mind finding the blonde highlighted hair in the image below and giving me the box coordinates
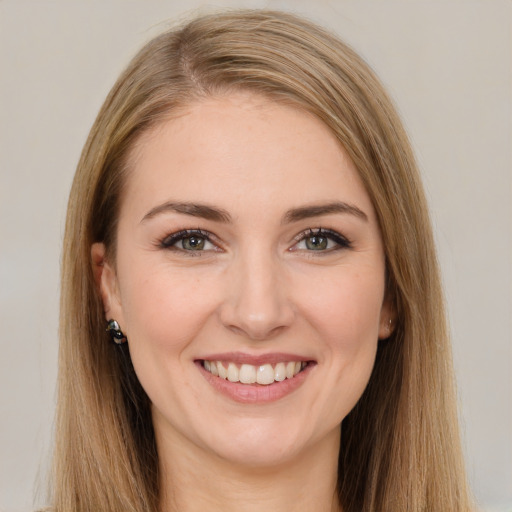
[54,9,471,511]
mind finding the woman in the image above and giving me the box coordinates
[54,9,472,512]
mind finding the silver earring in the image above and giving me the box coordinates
[106,319,127,344]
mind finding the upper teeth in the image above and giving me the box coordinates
[203,360,306,385]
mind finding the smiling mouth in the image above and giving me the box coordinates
[201,360,310,385]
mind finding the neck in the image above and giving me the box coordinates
[157,426,342,512]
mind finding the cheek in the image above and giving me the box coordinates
[117,265,222,421]
[312,275,383,407]
[299,266,385,347]
[118,262,220,356]
[303,267,383,391]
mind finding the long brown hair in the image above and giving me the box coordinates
[54,9,471,511]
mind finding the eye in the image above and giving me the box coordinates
[292,228,351,252]
[160,229,218,252]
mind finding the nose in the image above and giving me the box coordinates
[219,249,295,341]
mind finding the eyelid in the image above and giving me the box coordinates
[157,227,351,254]
[290,227,352,251]
[159,228,221,251]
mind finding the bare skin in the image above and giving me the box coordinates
[93,92,392,512]
[158,421,341,512]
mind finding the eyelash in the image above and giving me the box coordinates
[159,227,351,256]
[159,229,218,254]
[291,228,352,253]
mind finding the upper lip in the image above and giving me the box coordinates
[197,351,315,366]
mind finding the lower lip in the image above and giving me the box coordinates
[196,362,314,404]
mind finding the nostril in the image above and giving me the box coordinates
[225,322,288,341]
[218,268,295,340]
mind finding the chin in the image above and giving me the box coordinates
[196,414,322,469]
[212,435,306,469]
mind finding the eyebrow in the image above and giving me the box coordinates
[141,202,232,223]
[282,201,368,223]
[140,200,368,224]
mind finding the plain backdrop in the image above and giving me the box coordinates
[0,1,510,511]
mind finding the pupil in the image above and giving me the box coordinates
[184,236,204,250]
[306,236,327,250]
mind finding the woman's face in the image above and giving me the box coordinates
[96,92,392,468]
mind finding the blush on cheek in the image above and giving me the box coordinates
[308,286,384,344]
[121,271,200,339]
[101,94,393,474]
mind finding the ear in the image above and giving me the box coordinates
[91,243,124,323]
[378,294,396,340]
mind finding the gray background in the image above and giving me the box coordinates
[1,1,510,511]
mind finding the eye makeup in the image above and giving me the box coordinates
[156,226,352,256]
[290,227,352,253]
[159,228,220,253]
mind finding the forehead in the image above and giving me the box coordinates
[121,92,376,223]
